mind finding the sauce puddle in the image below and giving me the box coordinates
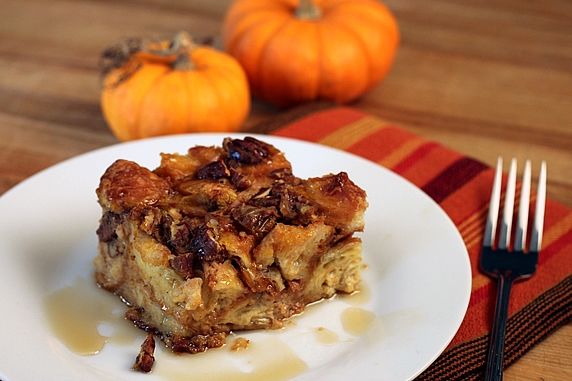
[314,327,339,344]
[340,282,371,305]
[44,277,139,355]
[158,337,307,381]
[45,278,307,380]
[341,307,376,336]
[44,278,377,381]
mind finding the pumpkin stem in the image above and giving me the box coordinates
[171,32,196,70]
[142,31,196,70]
[296,0,321,20]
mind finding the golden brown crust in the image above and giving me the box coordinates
[97,159,170,213]
[295,172,367,236]
[94,137,367,354]
[154,146,224,184]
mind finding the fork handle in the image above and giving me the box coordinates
[485,274,515,381]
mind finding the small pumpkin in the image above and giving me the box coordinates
[101,32,250,141]
[223,0,399,106]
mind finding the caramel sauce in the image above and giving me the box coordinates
[158,337,307,381]
[341,282,371,305]
[44,277,140,355]
[341,307,375,336]
[44,277,375,380]
[314,327,339,344]
[230,337,250,352]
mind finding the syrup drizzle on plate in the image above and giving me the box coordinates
[44,277,140,355]
[158,338,307,381]
[44,278,377,380]
[314,327,339,344]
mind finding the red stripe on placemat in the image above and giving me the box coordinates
[344,126,418,162]
[421,157,489,203]
[439,170,493,226]
[273,107,364,142]
[397,144,462,187]
[391,142,440,174]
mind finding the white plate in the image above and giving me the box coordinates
[0,134,471,381]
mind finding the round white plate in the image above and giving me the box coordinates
[0,133,471,381]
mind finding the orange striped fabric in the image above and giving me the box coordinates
[268,106,572,380]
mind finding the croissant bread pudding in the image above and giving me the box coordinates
[94,137,367,355]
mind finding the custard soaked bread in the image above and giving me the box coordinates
[95,137,367,353]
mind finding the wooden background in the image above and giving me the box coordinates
[0,0,570,379]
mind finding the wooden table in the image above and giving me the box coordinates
[1,0,570,379]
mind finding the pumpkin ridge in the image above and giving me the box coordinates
[207,68,247,130]
[325,10,397,84]
[208,61,245,84]
[191,48,238,76]
[225,10,287,53]
[200,70,230,131]
[134,69,172,139]
[230,15,291,95]
[314,22,323,102]
[317,20,370,102]
[227,12,290,58]
[254,18,293,98]
[324,19,373,86]
[176,71,193,135]
[316,22,328,100]
[295,21,320,102]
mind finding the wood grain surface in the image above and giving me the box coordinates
[0,0,570,379]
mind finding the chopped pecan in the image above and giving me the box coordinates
[96,212,122,242]
[321,172,352,195]
[270,167,293,180]
[195,160,230,180]
[190,225,227,262]
[229,167,252,190]
[249,187,280,208]
[232,205,278,239]
[278,188,318,225]
[231,257,277,294]
[170,253,194,278]
[133,334,155,373]
[154,213,171,246]
[223,137,270,165]
[169,222,193,254]
[167,332,227,354]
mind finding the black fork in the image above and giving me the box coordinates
[480,158,547,381]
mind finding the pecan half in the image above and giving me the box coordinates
[223,137,270,165]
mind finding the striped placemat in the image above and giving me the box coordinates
[253,106,572,380]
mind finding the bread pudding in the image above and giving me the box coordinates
[94,137,367,354]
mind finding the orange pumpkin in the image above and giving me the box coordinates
[101,32,250,141]
[223,0,399,106]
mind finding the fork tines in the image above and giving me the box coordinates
[483,158,547,253]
